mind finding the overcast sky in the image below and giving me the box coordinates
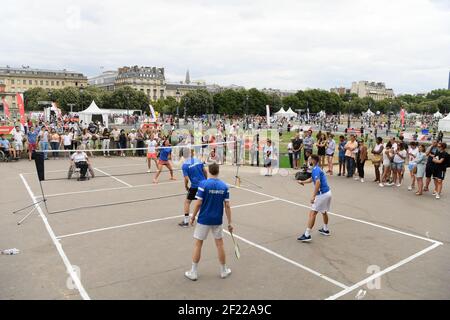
[1,0,449,94]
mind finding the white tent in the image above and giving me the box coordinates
[364,108,375,116]
[274,107,286,115]
[78,101,109,127]
[285,107,297,117]
[317,110,326,118]
[438,113,450,132]
[433,111,443,119]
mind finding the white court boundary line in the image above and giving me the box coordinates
[93,167,132,187]
[232,184,444,299]
[22,163,144,175]
[325,242,441,300]
[19,174,90,300]
[223,230,348,289]
[37,180,184,199]
[55,199,279,240]
[234,185,443,245]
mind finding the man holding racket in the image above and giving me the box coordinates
[185,163,233,281]
[179,148,208,228]
[297,154,332,242]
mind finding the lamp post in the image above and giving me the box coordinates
[347,96,352,129]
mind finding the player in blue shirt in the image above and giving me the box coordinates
[153,139,176,184]
[297,154,332,242]
[179,148,208,228]
[185,163,233,281]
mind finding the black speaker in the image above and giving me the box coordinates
[33,151,45,181]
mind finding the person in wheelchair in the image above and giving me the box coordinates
[70,147,91,181]
[0,134,16,161]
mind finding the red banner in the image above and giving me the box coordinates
[1,96,10,118]
[400,108,405,127]
[0,126,14,135]
[16,93,25,124]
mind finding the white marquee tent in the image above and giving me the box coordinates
[274,107,287,117]
[438,113,450,132]
[364,108,375,116]
[285,107,297,117]
[78,101,110,127]
[433,111,443,119]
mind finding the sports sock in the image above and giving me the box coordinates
[184,214,189,224]
[305,228,311,237]
[191,263,198,273]
[323,224,329,231]
[220,264,228,273]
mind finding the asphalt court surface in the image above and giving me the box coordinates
[2,157,449,300]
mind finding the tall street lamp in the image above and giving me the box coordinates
[347,97,352,129]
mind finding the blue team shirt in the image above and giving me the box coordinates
[338,141,346,157]
[0,139,10,150]
[182,158,206,189]
[196,178,230,225]
[27,130,38,144]
[311,165,330,194]
[159,147,172,161]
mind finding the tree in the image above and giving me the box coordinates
[23,87,51,111]
[181,89,213,116]
[213,89,246,115]
[109,86,149,111]
[282,95,302,111]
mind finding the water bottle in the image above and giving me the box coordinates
[1,248,20,255]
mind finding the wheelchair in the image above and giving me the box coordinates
[68,162,95,181]
[0,149,18,162]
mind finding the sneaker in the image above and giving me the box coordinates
[379,183,384,187]
[432,191,437,196]
[297,234,312,242]
[147,169,151,173]
[396,183,401,187]
[387,182,394,186]
[360,178,364,183]
[220,267,232,279]
[178,221,189,228]
[408,186,412,191]
[318,228,330,236]
[354,177,359,181]
[184,270,198,281]
[436,194,440,199]
[338,173,341,176]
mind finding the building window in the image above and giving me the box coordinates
[29,80,32,85]
[62,81,65,86]
[40,80,44,85]
[23,80,27,85]
[46,81,49,86]
[35,80,38,85]
[51,81,54,86]
[56,81,60,86]
[11,79,15,85]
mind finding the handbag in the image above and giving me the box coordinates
[372,153,382,164]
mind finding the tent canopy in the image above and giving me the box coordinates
[365,108,375,116]
[433,111,443,118]
[438,113,450,132]
[78,101,109,127]
[274,107,287,115]
[285,107,297,116]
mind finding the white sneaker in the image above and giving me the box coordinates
[408,186,412,191]
[396,183,401,187]
[220,267,232,279]
[432,191,437,196]
[147,169,151,173]
[379,183,384,187]
[360,178,364,183]
[184,270,198,281]
[436,194,440,199]
[354,177,359,180]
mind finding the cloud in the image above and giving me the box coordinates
[0,0,449,94]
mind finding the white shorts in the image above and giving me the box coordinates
[312,191,332,213]
[14,141,23,150]
[193,223,223,241]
